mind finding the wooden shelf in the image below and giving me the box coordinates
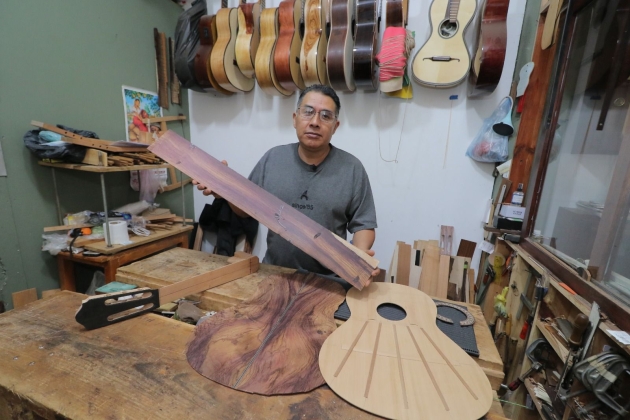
[39,161,170,172]
[535,319,570,361]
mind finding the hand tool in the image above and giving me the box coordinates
[555,312,590,398]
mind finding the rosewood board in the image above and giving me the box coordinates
[187,272,346,394]
[148,131,376,290]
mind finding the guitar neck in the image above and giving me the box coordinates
[446,0,460,22]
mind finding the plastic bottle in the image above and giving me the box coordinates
[511,183,524,205]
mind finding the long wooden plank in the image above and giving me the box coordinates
[83,224,193,255]
[38,161,169,173]
[436,255,450,299]
[396,243,411,286]
[148,131,376,290]
[418,245,440,295]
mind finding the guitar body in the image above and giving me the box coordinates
[327,0,356,91]
[274,0,306,91]
[255,8,293,96]
[195,16,234,96]
[319,282,493,419]
[235,1,263,79]
[353,0,379,90]
[468,0,509,97]
[411,0,477,88]
[211,8,256,93]
[300,0,330,86]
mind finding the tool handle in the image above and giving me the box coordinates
[507,378,522,391]
[75,288,160,330]
[570,313,589,347]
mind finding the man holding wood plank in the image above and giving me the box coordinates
[194,85,379,279]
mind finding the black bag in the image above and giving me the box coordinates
[174,0,207,92]
[23,124,99,162]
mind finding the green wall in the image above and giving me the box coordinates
[0,0,193,309]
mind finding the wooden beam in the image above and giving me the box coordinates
[148,131,377,290]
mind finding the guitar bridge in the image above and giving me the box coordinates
[423,56,461,62]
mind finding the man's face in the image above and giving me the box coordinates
[293,91,340,153]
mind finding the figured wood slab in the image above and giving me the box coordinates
[300,0,330,86]
[149,131,376,289]
[187,272,346,394]
[319,282,493,419]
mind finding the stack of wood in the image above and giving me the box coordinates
[388,225,478,303]
[141,208,191,231]
[107,152,163,167]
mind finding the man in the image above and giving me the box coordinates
[194,85,378,277]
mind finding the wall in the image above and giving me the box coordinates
[189,0,527,271]
[0,0,192,309]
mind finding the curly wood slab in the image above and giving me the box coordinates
[187,272,345,394]
[148,131,377,290]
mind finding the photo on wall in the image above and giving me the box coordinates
[122,86,163,143]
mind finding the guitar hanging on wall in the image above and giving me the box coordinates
[352,0,380,90]
[273,0,306,91]
[211,0,256,93]
[326,0,357,91]
[300,0,330,86]
[255,7,294,96]
[194,15,234,96]
[411,0,477,88]
[468,0,509,97]
[235,0,265,79]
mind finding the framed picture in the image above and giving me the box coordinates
[122,86,163,143]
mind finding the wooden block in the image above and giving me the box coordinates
[81,148,108,166]
[41,289,61,300]
[12,288,38,309]
[408,247,422,289]
[449,256,472,301]
[395,243,411,286]
[457,239,477,259]
[435,254,450,299]
[439,225,454,255]
[418,245,440,295]
[468,269,476,304]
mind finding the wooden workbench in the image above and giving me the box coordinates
[116,248,505,390]
[0,292,507,419]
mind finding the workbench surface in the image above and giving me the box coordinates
[0,292,507,419]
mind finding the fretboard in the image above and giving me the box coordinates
[446,0,460,22]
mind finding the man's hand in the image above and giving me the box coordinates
[365,249,381,279]
[352,229,379,284]
[192,160,228,198]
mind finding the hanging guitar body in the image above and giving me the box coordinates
[411,0,477,88]
[195,15,234,96]
[468,0,509,97]
[274,0,306,91]
[319,282,493,419]
[255,8,294,96]
[353,0,379,90]
[235,0,264,79]
[326,0,356,91]
[300,0,330,86]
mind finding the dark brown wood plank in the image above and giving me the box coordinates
[148,131,375,289]
[457,239,477,259]
[186,272,345,394]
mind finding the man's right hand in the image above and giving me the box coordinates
[192,160,228,198]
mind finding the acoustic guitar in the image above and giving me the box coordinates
[468,0,509,97]
[300,0,330,86]
[319,282,493,419]
[194,15,234,96]
[274,0,306,91]
[326,0,356,91]
[255,8,294,96]
[411,0,477,88]
[211,0,256,93]
[235,0,265,79]
[352,0,379,90]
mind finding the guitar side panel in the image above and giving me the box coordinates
[327,0,356,92]
[275,0,304,91]
[353,0,378,90]
[301,0,329,86]
[256,8,293,96]
[235,5,257,79]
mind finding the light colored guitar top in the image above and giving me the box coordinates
[411,0,476,88]
[300,0,330,86]
[211,7,256,93]
[255,8,293,96]
[235,1,263,79]
[319,282,493,419]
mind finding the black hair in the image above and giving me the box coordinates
[297,84,341,116]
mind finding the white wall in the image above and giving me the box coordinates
[189,0,527,272]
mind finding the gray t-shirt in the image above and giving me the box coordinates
[248,143,377,274]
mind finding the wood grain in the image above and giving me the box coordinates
[148,131,376,290]
[255,8,293,96]
[418,244,440,296]
[12,289,37,309]
[195,15,234,96]
[300,0,330,86]
[274,0,306,91]
[154,29,169,109]
[353,0,379,89]
[327,0,356,91]
[319,282,493,419]
[235,1,263,79]
[187,272,345,394]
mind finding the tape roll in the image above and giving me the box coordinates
[103,221,131,245]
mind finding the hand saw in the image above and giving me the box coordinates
[75,252,259,330]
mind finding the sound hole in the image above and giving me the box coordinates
[438,19,458,39]
[377,303,407,321]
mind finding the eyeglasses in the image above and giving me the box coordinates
[296,106,337,124]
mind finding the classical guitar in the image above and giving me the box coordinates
[300,0,330,86]
[235,0,265,79]
[468,0,509,97]
[211,0,256,93]
[352,0,380,90]
[255,8,294,96]
[326,0,356,91]
[194,15,234,96]
[411,0,477,88]
[319,282,493,419]
[274,0,306,91]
